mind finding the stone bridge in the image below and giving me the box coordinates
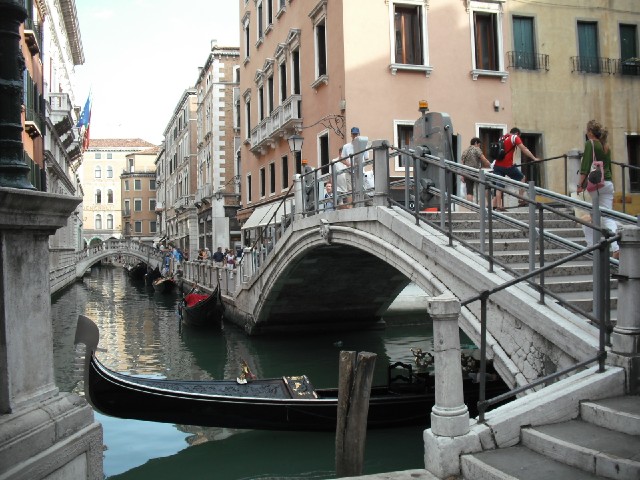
[74,240,164,277]
[223,204,601,391]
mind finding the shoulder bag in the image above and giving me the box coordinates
[586,140,605,192]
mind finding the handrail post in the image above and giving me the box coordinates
[528,181,537,272]
[592,193,603,324]
[478,294,488,423]
[610,226,640,386]
[372,140,390,207]
[439,156,446,230]
[479,169,487,257]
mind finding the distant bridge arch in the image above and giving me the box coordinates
[75,240,163,278]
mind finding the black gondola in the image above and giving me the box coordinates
[152,276,176,293]
[179,286,224,327]
[74,315,508,431]
[145,266,162,286]
[126,262,147,281]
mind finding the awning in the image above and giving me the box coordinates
[241,200,294,230]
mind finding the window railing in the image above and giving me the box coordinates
[571,56,614,74]
[506,51,549,71]
[615,58,640,76]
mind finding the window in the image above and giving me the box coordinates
[243,16,250,59]
[95,189,102,203]
[258,85,264,121]
[281,155,289,190]
[128,158,135,172]
[150,179,156,190]
[279,62,287,102]
[124,200,130,215]
[245,98,252,137]
[134,179,142,190]
[620,24,638,75]
[269,162,276,194]
[394,4,424,65]
[124,180,129,191]
[474,12,498,70]
[395,122,414,169]
[107,189,113,203]
[95,214,102,229]
[95,153,101,159]
[134,199,142,212]
[319,132,329,175]
[267,75,274,115]
[107,153,112,159]
[577,21,600,73]
[266,0,273,28]
[512,16,536,70]
[315,19,327,78]
[259,168,266,197]
[257,0,264,41]
[292,49,301,94]
[134,221,142,233]
[106,214,113,230]
[247,174,252,202]
[94,166,101,178]
[150,221,157,233]
[150,198,156,211]
[106,166,113,178]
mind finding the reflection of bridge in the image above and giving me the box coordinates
[74,239,164,277]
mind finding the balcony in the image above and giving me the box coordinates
[506,51,549,71]
[571,56,614,74]
[616,58,640,76]
[249,94,302,155]
[24,18,41,55]
[195,184,213,203]
[24,108,44,138]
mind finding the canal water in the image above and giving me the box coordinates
[51,265,442,479]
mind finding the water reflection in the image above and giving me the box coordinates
[52,265,433,478]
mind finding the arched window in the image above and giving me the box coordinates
[107,189,113,203]
[95,214,102,230]
[106,214,113,229]
[94,166,101,178]
[95,189,102,203]
[106,166,113,178]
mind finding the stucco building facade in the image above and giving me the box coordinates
[79,138,157,246]
[238,0,640,218]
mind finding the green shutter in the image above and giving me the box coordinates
[513,17,535,69]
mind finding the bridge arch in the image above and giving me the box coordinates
[75,240,163,278]
[228,206,600,390]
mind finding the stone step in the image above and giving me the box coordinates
[543,274,618,294]
[522,420,640,480]
[461,445,603,480]
[448,218,579,230]
[455,228,582,240]
[581,396,640,436]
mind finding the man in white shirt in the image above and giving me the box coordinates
[332,148,351,208]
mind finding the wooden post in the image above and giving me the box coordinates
[335,350,377,477]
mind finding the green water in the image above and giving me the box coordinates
[52,265,435,479]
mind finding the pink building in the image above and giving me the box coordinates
[238,0,515,222]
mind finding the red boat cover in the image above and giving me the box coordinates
[184,293,209,307]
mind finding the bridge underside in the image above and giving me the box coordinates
[252,245,411,334]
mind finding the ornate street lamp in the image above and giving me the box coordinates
[287,134,304,155]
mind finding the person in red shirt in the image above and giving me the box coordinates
[493,127,538,211]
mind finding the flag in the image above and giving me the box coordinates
[77,93,92,149]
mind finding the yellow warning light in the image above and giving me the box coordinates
[418,100,429,112]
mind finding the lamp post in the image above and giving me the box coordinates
[287,134,304,155]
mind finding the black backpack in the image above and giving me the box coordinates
[489,135,516,160]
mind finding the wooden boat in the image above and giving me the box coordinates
[126,262,147,281]
[179,286,224,327]
[152,276,176,293]
[74,315,508,431]
[145,266,162,286]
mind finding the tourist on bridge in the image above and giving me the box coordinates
[212,247,224,266]
[576,120,620,259]
[461,137,491,203]
[332,148,352,209]
[324,181,335,211]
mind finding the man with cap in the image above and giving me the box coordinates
[342,127,373,202]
